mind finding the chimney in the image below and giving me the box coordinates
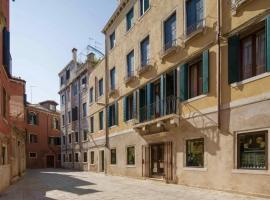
[87,52,95,63]
[72,48,77,64]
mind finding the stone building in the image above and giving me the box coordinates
[25,101,61,169]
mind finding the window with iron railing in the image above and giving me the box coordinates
[164,12,177,52]
[186,0,204,36]
[127,50,135,78]
[110,67,116,90]
[140,36,150,68]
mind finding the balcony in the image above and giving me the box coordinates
[124,71,137,85]
[137,59,154,76]
[184,18,205,41]
[231,0,251,15]
[160,39,179,59]
[109,86,118,97]
[134,96,180,133]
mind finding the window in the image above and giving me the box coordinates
[111,148,117,165]
[110,31,116,49]
[66,69,70,80]
[83,129,88,141]
[72,106,78,121]
[98,78,103,96]
[81,76,87,85]
[63,154,66,162]
[124,93,136,121]
[90,151,94,164]
[1,146,7,165]
[99,111,104,130]
[75,132,79,143]
[48,137,61,146]
[52,118,59,130]
[29,152,37,158]
[68,134,72,143]
[186,0,204,35]
[126,7,134,31]
[83,103,87,117]
[127,146,135,165]
[67,88,70,102]
[57,154,61,161]
[140,0,150,16]
[28,112,38,125]
[108,102,118,127]
[63,136,66,145]
[90,116,94,133]
[2,88,7,119]
[140,36,150,67]
[189,59,203,98]
[29,134,38,144]
[237,131,267,170]
[62,115,65,126]
[61,94,65,105]
[69,153,72,162]
[164,12,176,51]
[83,152,87,162]
[186,138,204,167]
[110,67,116,91]
[89,87,94,103]
[49,104,56,111]
[75,153,79,162]
[60,76,64,85]
[68,111,71,123]
[127,50,134,77]
[72,82,77,96]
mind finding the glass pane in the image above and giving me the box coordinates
[256,30,266,75]
[127,146,135,165]
[239,132,267,170]
[242,37,253,80]
[186,138,204,167]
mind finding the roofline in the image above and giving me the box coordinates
[102,0,128,34]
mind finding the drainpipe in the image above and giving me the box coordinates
[217,0,222,129]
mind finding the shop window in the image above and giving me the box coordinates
[186,138,204,167]
[111,148,117,165]
[83,152,87,163]
[90,151,95,164]
[127,146,135,165]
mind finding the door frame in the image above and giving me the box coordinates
[46,154,55,168]
[150,143,165,179]
[98,150,105,173]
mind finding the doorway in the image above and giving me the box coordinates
[99,150,105,172]
[46,155,55,168]
[150,143,165,178]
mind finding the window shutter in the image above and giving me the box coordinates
[133,91,137,119]
[179,64,188,101]
[123,96,127,122]
[266,15,270,72]
[146,83,153,120]
[144,0,149,11]
[115,102,118,125]
[160,74,165,116]
[202,49,209,94]
[228,35,240,84]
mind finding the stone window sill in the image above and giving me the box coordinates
[231,72,270,88]
[183,167,207,172]
[182,94,207,104]
[232,169,270,175]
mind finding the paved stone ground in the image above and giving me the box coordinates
[0,169,269,200]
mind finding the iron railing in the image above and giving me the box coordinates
[163,39,177,52]
[124,70,135,82]
[139,96,178,123]
[186,18,204,36]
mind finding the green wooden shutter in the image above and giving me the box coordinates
[146,83,153,120]
[160,74,166,116]
[123,97,127,122]
[133,91,137,119]
[115,102,118,125]
[202,49,209,94]
[266,15,270,72]
[180,64,188,101]
[228,35,240,84]
[107,106,111,127]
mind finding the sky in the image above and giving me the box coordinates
[10,0,118,105]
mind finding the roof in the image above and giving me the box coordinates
[27,102,60,114]
[39,100,58,106]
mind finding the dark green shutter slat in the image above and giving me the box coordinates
[180,64,188,101]
[266,15,270,72]
[228,35,240,84]
[146,83,153,120]
[107,106,111,127]
[123,97,127,122]
[115,102,118,125]
[202,49,209,94]
[133,91,137,119]
[160,75,166,116]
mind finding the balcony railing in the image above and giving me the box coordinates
[137,58,153,75]
[186,18,205,37]
[139,96,178,123]
[124,70,136,84]
[160,39,178,58]
[231,0,250,13]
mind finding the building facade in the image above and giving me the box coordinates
[25,101,61,169]
[0,0,27,192]
[60,0,270,197]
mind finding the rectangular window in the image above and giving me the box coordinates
[98,78,104,96]
[241,29,266,80]
[126,7,134,31]
[83,103,87,117]
[127,50,134,77]
[186,0,204,35]
[140,36,150,67]
[89,87,93,103]
[75,153,79,162]
[125,94,135,121]
[63,136,66,145]
[108,103,118,127]
[81,76,87,85]
[83,129,88,141]
[67,88,70,102]
[164,12,176,51]
[29,152,37,158]
[72,82,77,96]
[188,59,203,98]
[83,152,87,162]
[61,94,65,105]
[28,112,38,125]
[62,115,65,126]
[111,148,117,165]
[60,76,64,85]
[68,134,72,143]
[66,69,70,80]
[48,137,61,146]
[72,106,78,121]
[140,0,150,16]
[68,111,71,123]
[238,131,267,170]
[186,138,204,167]
[110,67,116,90]
[52,118,59,129]
[110,31,116,49]
[29,134,38,144]
[99,111,104,130]
[69,153,72,162]
[90,116,94,133]
[90,151,94,164]
[127,146,135,165]
[75,132,79,143]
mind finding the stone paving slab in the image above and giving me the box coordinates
[0,169,269,200]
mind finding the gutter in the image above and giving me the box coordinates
[217,0,222,129]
